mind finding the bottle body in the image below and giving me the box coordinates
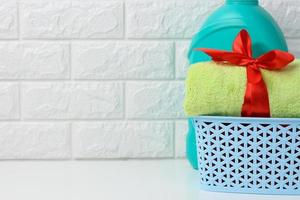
[187,2,288,169]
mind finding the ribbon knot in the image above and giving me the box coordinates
[248,59,258,65]
[196,29,295,117]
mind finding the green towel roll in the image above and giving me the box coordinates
[184,59,300,118]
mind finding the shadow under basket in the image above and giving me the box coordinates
[193,116,300,195]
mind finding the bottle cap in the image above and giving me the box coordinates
[226,0,259,5]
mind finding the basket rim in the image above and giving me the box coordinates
[193,116,300,123]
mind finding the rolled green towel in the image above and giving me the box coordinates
[184,59,300,118]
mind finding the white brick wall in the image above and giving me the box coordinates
[0,0,297,160]
[20,2,124,39]
[72,42,174,79]
[0,42,69,79]
[73,121,173,158]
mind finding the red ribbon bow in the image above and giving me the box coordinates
[196,29,295,117]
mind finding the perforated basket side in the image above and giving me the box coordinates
[194,116,300,195]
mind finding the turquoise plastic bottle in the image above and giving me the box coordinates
[187,0,288,169]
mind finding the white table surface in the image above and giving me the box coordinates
[0,160,299,200]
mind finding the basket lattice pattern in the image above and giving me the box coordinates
[194,117,300,193]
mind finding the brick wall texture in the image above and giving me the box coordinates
[0,0,298,159]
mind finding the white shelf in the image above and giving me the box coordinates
[0,160,298,200]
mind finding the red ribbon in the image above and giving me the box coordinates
[196,29,295,117]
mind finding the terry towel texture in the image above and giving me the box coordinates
[184,59,300,118]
